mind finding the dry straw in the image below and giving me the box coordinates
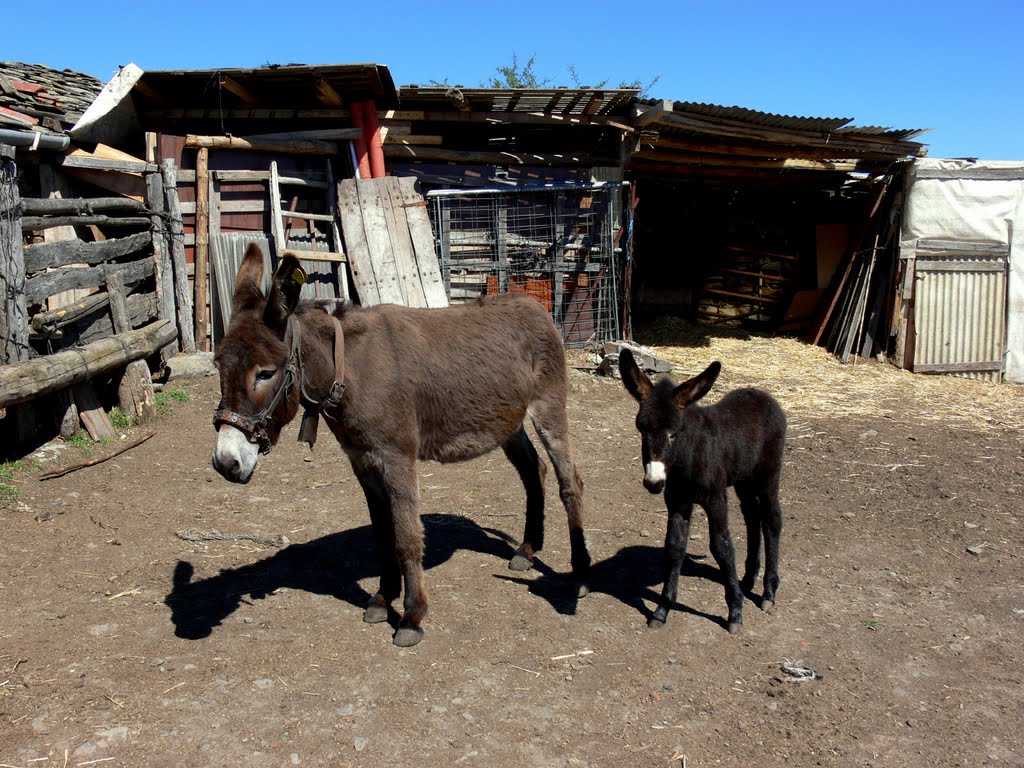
[635,318,1024,432]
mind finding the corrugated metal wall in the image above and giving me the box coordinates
[912,240,1008,381]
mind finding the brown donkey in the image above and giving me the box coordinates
[211,244,590,646]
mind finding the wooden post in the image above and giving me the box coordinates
[145,170,178,361]
[161,159,196,353]
[105,270,156,424]
[194,147,210,351]
[0,159,29,365]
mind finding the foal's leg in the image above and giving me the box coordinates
[706,490,744,634]
[502,425,547,572]
[528,405,590,596]
[352,458,400,625]
[735,482,763,595]
[760,484,783,613]
[650,490,693,629]
[386,457,429,647]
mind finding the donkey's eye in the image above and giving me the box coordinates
[254,368,277,383]
[667,433,677,444]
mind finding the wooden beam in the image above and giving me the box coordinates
[106,270,157,423]
[60,155,156,173]
[633,100,674,126]
[0,320,176,410]
[220,75,260,106]
[22,214,151,230]
[382,145,619,166]
[24,231,151,272]
[314,75,344,107]
[160,159,196,353]
[195,148,210,351]
[21,197,147,215]
[25,257,154,304]
[183,134,340,155]
[1,160,29,365]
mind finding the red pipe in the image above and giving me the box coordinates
[363,99,386,178]
[350,101,371,179]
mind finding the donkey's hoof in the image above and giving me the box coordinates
[727,621,742,635]
[393,627,424,647]
[647,617,666,629]
[363,604,389,624]
[575,581,590,598]
[761,599,775,614]
[508,554,534,572]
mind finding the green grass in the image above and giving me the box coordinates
[66,432,92,451]
[109,406,132,429]
[155,388,192,415]
[0,460,22,504]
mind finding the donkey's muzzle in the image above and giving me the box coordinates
[643,477,665,495]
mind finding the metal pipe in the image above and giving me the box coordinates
[0,129,70,151]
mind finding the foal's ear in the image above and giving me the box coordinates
[620,349,653,402]
[673,361,722,407]
[263,254,307,333]
[232,242,267,312]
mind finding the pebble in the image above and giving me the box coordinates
[353,737,368,752]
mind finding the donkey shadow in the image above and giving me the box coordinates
[502,545,731,631]
[166,514,521,640]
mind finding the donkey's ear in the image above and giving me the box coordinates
[620,349,653,402]
[232,242,267,312]
[263,254,307,333]
[673,361,722,407]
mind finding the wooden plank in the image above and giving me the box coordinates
[195,148,210,351]
[180,199,269,215]
[74,382,118,441]
[22,215,151,230]
[914,260,1007,272]
[396,176,447,307]
[381,178,426,307]
[1,160,29,365]
[60,155,156,173]
[184,134,340,155]
[282,210,335,223]
[269,161,286,258]
[0,320,176,410]
[383,144,618,166]
[337,178,381,305]
[31,291,157,337]
[325,157,349,301]
[220,76,260,106]
[105,270,156,423]
[58,166,146,200]
[358,178,405,304]
[145,171,178,360]
[25,257,154,304]
[913,360,1004,373]
[280,248,347,263]
[161,159,196,353]
[243,128,361,142]
[20,197,147,215]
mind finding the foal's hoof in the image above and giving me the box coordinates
[508,554,534,572]
[363,604,389,624]
[727,621,742,635]
[393,627,424,647]
[647,617,666,629]
[761,599,775,614]
[575,581,590,599]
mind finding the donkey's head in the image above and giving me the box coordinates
[212,244,307,483]
[619,349,721,494]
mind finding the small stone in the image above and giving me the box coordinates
[253,678,274,689]
[963,522,979,529]
[336,704,354,716]
[353,737,368,752]
[663,682,675,691]
[966,546,985,556]
[639,529,651,538]
[290,753,301,764]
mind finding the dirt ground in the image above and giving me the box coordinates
[2,334,1023,768]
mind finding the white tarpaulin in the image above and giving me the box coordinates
[901,158,1024,382]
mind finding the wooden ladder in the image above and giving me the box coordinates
[268,159,349,300]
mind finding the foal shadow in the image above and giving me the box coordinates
[500,545,731,631]
[165,514,518,640]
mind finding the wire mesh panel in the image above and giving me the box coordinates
[428,184,624,347]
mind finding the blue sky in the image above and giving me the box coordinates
[7,0,1023,159]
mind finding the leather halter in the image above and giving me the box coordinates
[213,313,346,454]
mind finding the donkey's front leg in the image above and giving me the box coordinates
[706,491,744,634]
[352,460,401,625]
[388,460,428,647]
[650,498,693,628]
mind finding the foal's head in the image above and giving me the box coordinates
[619,349,721,494]
[212,244,307,483]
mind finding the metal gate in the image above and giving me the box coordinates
[913,239,1008,381]
[428,183,626,348]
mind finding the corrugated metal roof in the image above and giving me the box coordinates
[651,99,854,133]
[399,86,638,117]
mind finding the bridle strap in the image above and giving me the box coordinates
[215,312,346,452]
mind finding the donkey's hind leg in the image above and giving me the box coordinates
[528,404,591,597]
[760,486,783,613]
[735,481,763,595]
[502,425,547,572]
